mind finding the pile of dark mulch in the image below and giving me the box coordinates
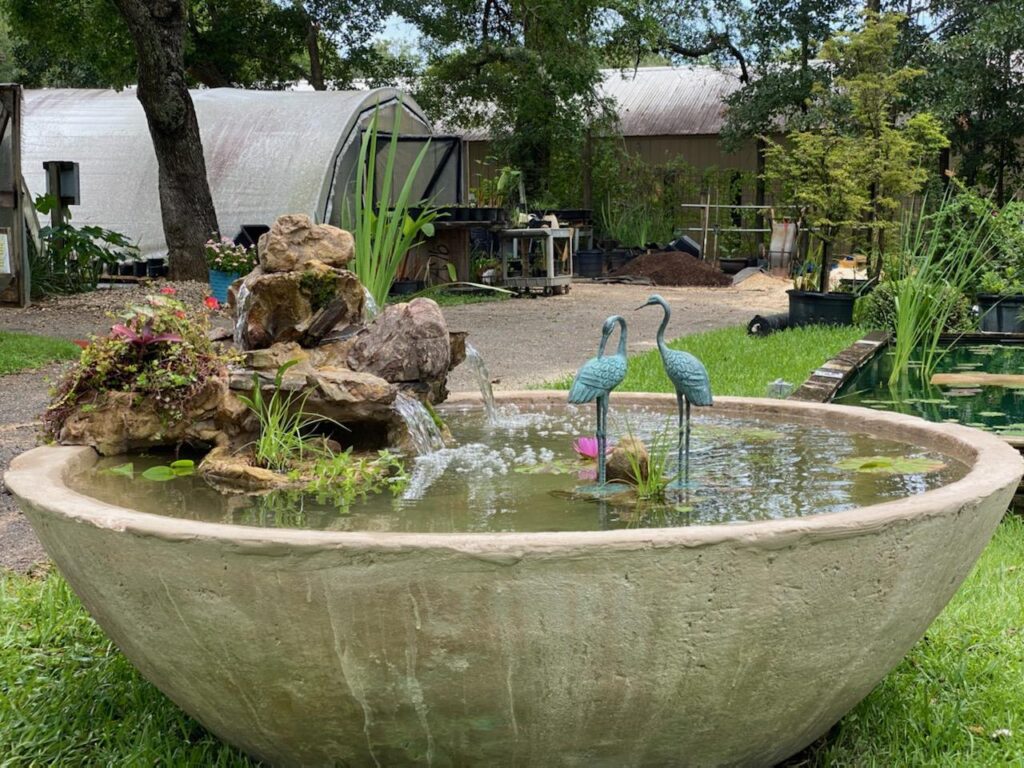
[608,251,732,287]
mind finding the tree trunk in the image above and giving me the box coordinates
[111,0,218,281]
[306,18,325,90]
[581,130,593,209]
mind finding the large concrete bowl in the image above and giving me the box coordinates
[8,394,1023,767]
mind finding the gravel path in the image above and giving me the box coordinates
[0,278,788,572]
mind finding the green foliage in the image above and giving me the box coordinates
[0,571,255,765]
[0,0,397,90]
[43,294,225,438]
[347,106,439,308]
[887,191,995,386]
[0,331,80,375]
[236,360,333,472]
[409,0,614,197]
[763,14,949,279]
[32,218,139,298]
[302,449,408,506]
[925,0,1024,203]
[615,429,678,501]
[298,270,338,312]
[469,163,522,209]
[856,280,974,334]
[549,324,864,397]
[835,455,946,474]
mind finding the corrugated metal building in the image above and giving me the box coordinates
[461,66,759,196]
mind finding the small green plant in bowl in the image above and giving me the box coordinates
[236,360,339,472]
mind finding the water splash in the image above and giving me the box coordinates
[233,281,252,348]
[394,392,446,455]
[465,343,498,423]
[362,286,380,322]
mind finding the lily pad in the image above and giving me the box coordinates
[141,465,177,482]
[836,455,946,475]
[977,411,1006,418]
[170,459,195,477]
[105,462,134,478]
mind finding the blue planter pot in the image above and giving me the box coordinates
[209,269,240,303]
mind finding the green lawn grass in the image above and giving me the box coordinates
[0,331,81,375]
[3,518,1022,764]
[549,324,865,396]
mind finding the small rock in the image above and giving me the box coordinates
[607,437,650,484]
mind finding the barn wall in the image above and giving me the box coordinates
[463,134,759,204]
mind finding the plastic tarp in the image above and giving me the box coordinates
[21,88,433,257]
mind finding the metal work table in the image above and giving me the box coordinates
[499,227,574,295]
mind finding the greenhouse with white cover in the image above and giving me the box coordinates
[20,87,460,258]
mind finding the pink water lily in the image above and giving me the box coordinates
[573,436,613,459]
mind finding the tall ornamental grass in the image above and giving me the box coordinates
[349,105,438,308]
[888,193,996,386]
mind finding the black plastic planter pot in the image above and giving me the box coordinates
[132,261,148,278]
[117,262,135,276]
[719,258,747,275]
[606,249,632,273]
[977,294,1024,333]
[390,279,425,296]
[146,257,165,278]
[577,249,604,278]
[787,290,856,327]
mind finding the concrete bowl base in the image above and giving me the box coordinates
[7,394,1023,767]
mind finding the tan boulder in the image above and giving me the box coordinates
[347,298,451,386]
[257,214,354,273]
[235,267,364,350]
[56,375,231,456]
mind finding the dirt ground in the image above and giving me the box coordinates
[0,278,789,572]
[608,250,733,287]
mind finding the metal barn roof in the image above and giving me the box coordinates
[457,66,742,141]
[22,88,432,257]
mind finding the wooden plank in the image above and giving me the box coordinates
[930,372,1024,387]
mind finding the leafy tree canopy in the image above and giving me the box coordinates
[0,0,399,89]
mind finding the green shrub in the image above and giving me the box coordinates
[856,280,975,334]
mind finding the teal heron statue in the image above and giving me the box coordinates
[568,315,628,485]
[636,294,712,485]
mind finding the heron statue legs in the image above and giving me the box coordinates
[596,395,609,485]
[673,393,692,489]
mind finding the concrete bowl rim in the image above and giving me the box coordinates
[8,392,1023,555]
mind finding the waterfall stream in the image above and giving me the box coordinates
[465,343,498,424]
[393,392,446,455]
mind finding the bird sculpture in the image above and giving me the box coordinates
[636,294,712,486]
[568,315,628,486]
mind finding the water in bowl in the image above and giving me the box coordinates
[71,403,966,533]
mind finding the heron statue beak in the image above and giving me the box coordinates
[634,299,655,311]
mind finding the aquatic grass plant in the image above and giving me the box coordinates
[548,325,864,397]
[887,192,997,387]
[348,104,439,308]
[613,427,679,501]
[0,331,80,374]
[236,360,338,471]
